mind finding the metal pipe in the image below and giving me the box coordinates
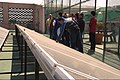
[35,59,39,80]
[103,0,108,62]
[79,0,81,13]
[56,0,57,16]
[24,41,27,80]
[20,35,23,72]
[69,0,71,14]
[95,0,97,12]
[118,26,120,59]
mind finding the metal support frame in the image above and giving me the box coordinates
[15,26,20,60]
[51,0,53,13]
[24,40,27,80]
[103,0,108,62]
[56,0,57,16]
[118,26,120,59]
[69,0,71,14]
[0,58,20,60]
[79,0,81,13]
[35,59,39,80]
[95,0,97,12]
[61,0,63,10]
[20,35,24,72]
[0,27,22,74]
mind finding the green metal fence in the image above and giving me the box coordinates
[44,0,120,69]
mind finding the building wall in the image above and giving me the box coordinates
[0,2,45,33]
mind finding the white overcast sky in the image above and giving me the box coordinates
[0,0,44,5]
[0,0,119,7]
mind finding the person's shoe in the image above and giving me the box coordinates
[88,49,94,52]
[91,49,95,52]
[88,49,95,54]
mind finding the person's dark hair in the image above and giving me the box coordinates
[112,23,115,26]
[91,11,96,16]
[75,13,79,19]
[58,12,63,17]
[80,13,84,17]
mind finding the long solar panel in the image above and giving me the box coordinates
[16,24,120,80]
[0,27,9,51]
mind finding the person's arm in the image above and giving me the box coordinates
[56,22,66,42]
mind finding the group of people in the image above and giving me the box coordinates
[46,11,97,53]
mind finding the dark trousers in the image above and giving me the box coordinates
[76,31,83,53]
[70,30,78,49]
[62,30,70,47]
[89,32,96,51]
[70,30,83,53]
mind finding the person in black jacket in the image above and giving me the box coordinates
[74,13,85,53]
[78,13,85,53]
[79,13,85,35]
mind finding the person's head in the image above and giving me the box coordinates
[75,13,79,19]
[57,18,64,25]
[112,23,115,26]
[63,12,68,18]
[58,12,63,17]
[64,12,67,15]
[49,14,53,19]
[80,13,84,19]
[91,11,96,16]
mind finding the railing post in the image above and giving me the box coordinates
[24,41,27,80]
[35,59,39,80]
[15,26,23,73]
[20,35,23,73]
[118,26,120,59]
[103,0,108,62]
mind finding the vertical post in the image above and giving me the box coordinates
[61,0,63,11]
[69,0,71,15]
[35,59,39,80]
[3,3,9,29]
[47,0,50,15]
[24,41,27,80]
[20,35,23,72]
[95,0,97,12]
[33,5,36,31]
[15,26,18,41]
[56,0,57,16]
[15,26,23,73]
[15,26,19,51]
[79,0,81,13]
[51,0,53,13]
[44,0,45,8]
[103,0,108,62]
[118,26,120,59]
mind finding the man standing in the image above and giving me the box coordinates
[74,13,84,53]
[89,11,97,52]
[46,14,53,34]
